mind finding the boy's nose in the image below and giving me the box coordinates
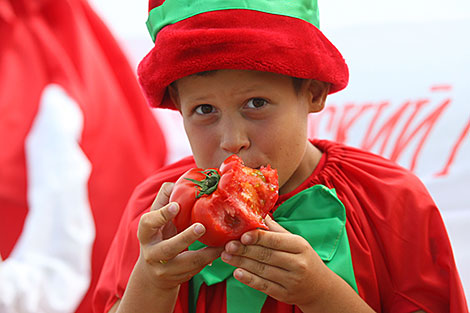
[219,121,250,154]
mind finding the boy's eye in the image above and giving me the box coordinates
[246,98,268,109]
[195,104,214,114]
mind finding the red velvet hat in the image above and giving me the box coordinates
[138,0,349,109]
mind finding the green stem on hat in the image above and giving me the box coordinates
[146,0,320,42]
[185,169,220,198]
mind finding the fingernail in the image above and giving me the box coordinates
[226,242,239,254]
[221,252,232,261]
[194,223,205,235]
[168,203,179,214]
[234,269,243,280]
[241,233,252,244]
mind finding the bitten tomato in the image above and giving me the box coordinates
[169,155,279,246]
[169,167,219,232]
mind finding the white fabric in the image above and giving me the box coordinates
[0,85,95,313]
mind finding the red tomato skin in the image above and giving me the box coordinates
[257,165,279,212]
[169,155,279,247]
[169,168,206,232]
[192,194,268,246]
[193,155,279,246]
[219,154,240,174]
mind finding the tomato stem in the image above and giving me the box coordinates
[185,169,220,199]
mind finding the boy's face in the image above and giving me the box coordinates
[170,70,325,194]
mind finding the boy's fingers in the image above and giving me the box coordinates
[138,202,179,244]
[233,268,286,300]
[173,246,224,274]
[155,247,223,284]
[223,241,293,269]
[150,182,175,211]
[265,215,289,233]
[241,230,304,254]
[154,223,206,261]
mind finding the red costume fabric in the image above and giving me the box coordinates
[0,0,167,311]
[93,140,468,312]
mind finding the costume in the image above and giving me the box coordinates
[0,0,167,312]
[93,139,468,312]
[138,0,348,109]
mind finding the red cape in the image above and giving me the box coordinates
[0,0,167,311]
[94,140,468,312]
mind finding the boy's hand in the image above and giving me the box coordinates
[136,182,223,291]
[221,215,332,309]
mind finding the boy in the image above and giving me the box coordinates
[93,0,468,312]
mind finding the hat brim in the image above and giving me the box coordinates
[138,9,349,109]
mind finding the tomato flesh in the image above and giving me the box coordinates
[170,155,279,246]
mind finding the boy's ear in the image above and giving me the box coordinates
[167,84,181,111]
[306,80,330,113]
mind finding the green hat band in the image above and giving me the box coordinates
[146,0,320,42]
